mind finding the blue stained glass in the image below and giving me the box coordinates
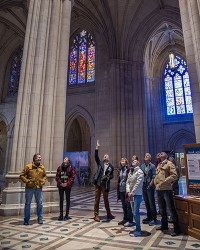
[164,55,193,116]
[165,75,173,90]
[177,65,185,74]
[175,88,183,97]
[9,47,23,95]
[187,105,193,113]
[184,87,191,96]
[68,30,95,86]
[167,106,176,115]
[185,96,192,105]
[166,98,175,106]
[177,105,186,114]
[166,90,174,98]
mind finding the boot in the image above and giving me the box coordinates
[94,215,100,222]
[58,215,63,221]
[107,214,115,220]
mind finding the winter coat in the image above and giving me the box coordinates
[92,149,114,192]
[56,164,75,188]
[154,159,177,191]
[20,162,47,189]
[126,166,144,196]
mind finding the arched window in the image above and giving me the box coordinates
[8,47,23,95]
[68,30,95,85]
[164,55,193,116]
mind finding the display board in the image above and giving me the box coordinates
[64,151,90,186]
[184,144,200,195]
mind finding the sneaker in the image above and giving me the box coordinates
[130,231,142,237]
[107,214,115,220]
[142,217,151,224]
[24,221,29,225]
[38,219,43,224]
[124,221,136,227]
[118,220,127,225]
[148,219,157,226]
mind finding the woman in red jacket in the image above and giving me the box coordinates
[56,157,75,220]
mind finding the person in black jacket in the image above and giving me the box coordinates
[93,140,115,222]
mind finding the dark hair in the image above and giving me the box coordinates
[132,155,139,161]
[33,153,40,161]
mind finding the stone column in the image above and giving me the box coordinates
[109,59,148,169]
[179,0,200,142]
[0,0,72,215]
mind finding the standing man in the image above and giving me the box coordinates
[93,140,115,222]
[140,153,157,226]
[154,152,181,236]
[20,154,47,225]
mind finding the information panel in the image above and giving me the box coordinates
[184,144,200,195]
[64,151,90,186]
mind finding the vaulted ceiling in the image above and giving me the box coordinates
[72,0,181,61]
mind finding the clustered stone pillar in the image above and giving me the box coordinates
[0,0,72,216]
[179,0,200,142]
[109,59,148,170]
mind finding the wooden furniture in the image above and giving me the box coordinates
[174,195,200,240]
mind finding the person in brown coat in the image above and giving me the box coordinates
[154,152,181,236]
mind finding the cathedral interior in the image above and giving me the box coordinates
[0,0,200,249]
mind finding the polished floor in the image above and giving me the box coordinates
[0,184,200,250]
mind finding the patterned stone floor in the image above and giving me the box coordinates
[1,186,200,250]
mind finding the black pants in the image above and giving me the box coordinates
[143,185,157,220]
[119,191,133,222]
[157,190,180,233]
[58,186,71,216]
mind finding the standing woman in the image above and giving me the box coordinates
[126,159,144,237]
[56,157,75,220]
[117,158,134,226]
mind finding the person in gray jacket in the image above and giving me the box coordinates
[140,153,157,226]
[93,140,115,222]
[126,159,144,237]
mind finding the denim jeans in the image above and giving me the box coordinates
[24,187,43,222]
[142,185,157,220]
[157,190,180,232]
[132,195,142,232]
[119,191,133,222]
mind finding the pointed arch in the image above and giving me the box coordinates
[167,129,195,152]
[65,105,95,140]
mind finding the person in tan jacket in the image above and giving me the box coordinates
[154,152,180,236]
[20,154,47,225]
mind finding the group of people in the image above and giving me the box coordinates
[19,144,181,238]
[92,142,181,237]
[20,154,75,225]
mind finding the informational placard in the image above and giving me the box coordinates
[64,151,90,186]
[184,144,200,195]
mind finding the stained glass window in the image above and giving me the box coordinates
[9,47,23,95]
[68,30,95,85]
[164,56,193,116]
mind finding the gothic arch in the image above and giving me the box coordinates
[127,6,182,61]
[65,105,95,138]
[64,106,95,177]
[167,129,196,152]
